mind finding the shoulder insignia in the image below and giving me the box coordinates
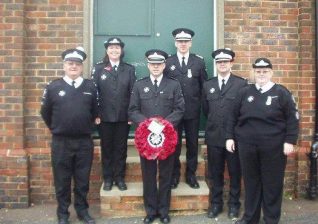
[96,60,104,65]
[195,54,204,59]
[136,76,148,82]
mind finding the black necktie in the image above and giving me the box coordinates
[72,80,76,88]
[259,88,262,93]
[154,79,158,91]
[113,65,117,71]
[221,79,225,91]
[181,56,187,73]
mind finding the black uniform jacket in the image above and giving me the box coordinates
[226,84,299,145]
[40,78,98,136]
[128,76,185,128]
[202,74,247,147]
[91,61,136,122]
[165,54,208,119]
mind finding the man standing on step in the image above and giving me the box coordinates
[165,28,208,189]
[128,49,185,224]
[202,48,247,220]
[41,47,98,224]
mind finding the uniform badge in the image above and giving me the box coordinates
[144,87,149,93]
[147,132,165,148]
[266,96,272,105]
[209,88,215,94]
[101,74,107,80]
[187,69,192,78]
[58,90,66,97]
[295,111,299,120]
[247,96,254,102]
[170,65,176,71]
[160,91,164,94]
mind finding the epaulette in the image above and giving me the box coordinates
[123,62,134,68]
[195,54,204,59]
[136,76,148,82]
[167,76,178,81]
[95,60,104,65]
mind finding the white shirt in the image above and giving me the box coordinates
[63,76,83,88]
[110,60,120,70]
[255,81,275,93]
[218,74,230,90]
[177,52,189,66]
[150,74,163,86]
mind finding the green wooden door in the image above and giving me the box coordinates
[94,0,214,77]
[93,0,214,135]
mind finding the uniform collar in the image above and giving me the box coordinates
[150,74,163,86]
[110,60,120,68]
[63,75,83,88]
[218,73,231,88]
[177,52,190,65]
[255,81,275,93]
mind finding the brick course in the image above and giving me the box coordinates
[0,0,316,208]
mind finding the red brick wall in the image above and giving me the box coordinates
[0,1,29,208]
[0,0,316,208]
[224,0,315,196]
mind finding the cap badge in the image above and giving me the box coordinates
[109,38,120,44]
[144,87,149,93]
[170,65,176,71]
[58,90,66,97]
[187,69,192,78]
[247,96,254,102]
[101,74,107,80]
[255,60,269,67]
[209,88,215,94]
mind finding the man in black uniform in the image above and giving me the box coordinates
[41,47,98,224]
[202,48,247,219]
[165,28,208,189]
[226,58,299,224]
[91,37,136,191]
[128,49,185,224]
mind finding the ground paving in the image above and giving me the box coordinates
[1,198,318,224]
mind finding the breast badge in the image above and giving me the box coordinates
[187,69,192,78]
[209,88,215,94]
[266,96,272,105]
[101,74,107,80]
[58,90,66,97]
[170,65,176,71]
[247,96,254,102]
[144,87,149,93]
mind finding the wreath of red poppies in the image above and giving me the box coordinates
[135,117,178,160]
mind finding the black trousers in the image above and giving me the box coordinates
[207,145,241,209]
[140,154,174,217]
[99,121,130,182]
[51,135,94,219]
[238,141,287,224]
[173,118,200,179]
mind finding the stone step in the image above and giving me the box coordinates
[100,181,209,217]
[125,155,206,182]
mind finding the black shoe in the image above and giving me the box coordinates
[143,215,156,224]
[115,180,127,191]
[57,218,69,224]
[78,213,95,224]
[235,219,249,224]
[186,176,200,189]
[207,206,223,218]
[103,180,113,191]
[170,177,179,189]
[228,207,239,219]
[160,215,170,223]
